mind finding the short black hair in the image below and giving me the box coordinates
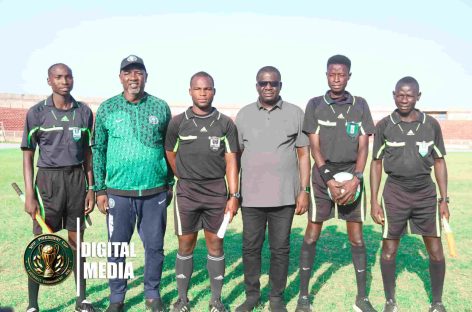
[395,76,420,92]
[190,71,214,87]
[327,55,351,71]
[48,63,72,77]
[256,66,281,81]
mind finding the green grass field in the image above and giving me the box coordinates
[0,149,470,311]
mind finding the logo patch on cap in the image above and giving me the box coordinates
[127,55,138,62]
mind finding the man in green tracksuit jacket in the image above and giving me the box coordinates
[93,55,173,312]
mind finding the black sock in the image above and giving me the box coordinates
[351,245,367,298]
[207,253,225,301]
[380,258,396,301]
[299,240,316,297]
[28,277,40,309]
[429,258,445,303]
[176,253,193,302]
[73,250,86,303]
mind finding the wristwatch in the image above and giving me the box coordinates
[353,172,363,181]
[301,186,311,194]
[438,197,449,203]
[230,192,241,199]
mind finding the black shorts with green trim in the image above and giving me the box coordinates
[381,179,440,239]
[307,163,366,223]
[34,165,86,235]
[173,178,227,235]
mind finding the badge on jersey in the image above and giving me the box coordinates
[418,141,428,157]
[345,121,360,138]
[209,136,221,151]
[71,127,81,142]
[149,115,159,125]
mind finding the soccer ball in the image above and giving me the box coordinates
[327,172,361,205]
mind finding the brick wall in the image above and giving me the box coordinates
[1,93,471,148]
[0,107,28,131]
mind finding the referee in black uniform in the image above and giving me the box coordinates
[165,72,239,312]
[21,63,96,312]
[296,55,376,312]
[371,76,449,312]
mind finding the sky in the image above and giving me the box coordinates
[0,0,471,110]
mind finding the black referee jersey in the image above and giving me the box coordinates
[165,107,239,180]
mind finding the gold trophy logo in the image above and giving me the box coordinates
[24,234,74,285]
[39,244,59,278]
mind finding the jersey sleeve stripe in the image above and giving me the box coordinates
[433,145,443,158]
[375,143,386,159]
[27,126,40,148]
[173,138,180,152]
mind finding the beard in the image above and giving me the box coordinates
[127,85,142,95]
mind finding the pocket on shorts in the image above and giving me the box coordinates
[36,171,54,199]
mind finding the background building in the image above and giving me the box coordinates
[1,92,471,151]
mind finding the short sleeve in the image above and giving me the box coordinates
[295,107,309,147]
[372,119,388,160]
[360,98,375,135]
[165,115,181,152]
[302,99,318,134]
[224,118,240,153]
[20,108,40,150]
[235,111,245,150]
[431,119,446,158]
[85,105,94,146]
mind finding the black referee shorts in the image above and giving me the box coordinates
[34,165,86,235]
[308,164,366,223]
[381,180,440,239]
[174,178,227,235]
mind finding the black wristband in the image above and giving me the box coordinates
[438,197,449,203]
[319,165,334,184]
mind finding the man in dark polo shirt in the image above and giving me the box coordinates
[371,76,449,312]
[296,55,376,312]
[165,71,239,312]
[21,63,96,312]
[93,55,173,312]
[235,66,310,312]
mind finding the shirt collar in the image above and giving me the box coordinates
[323,91,354,105]
[256,97,283,110]
[390,109,426,124]
[45,94,79,108]
[184,106,218,119]
[120,92,149,104]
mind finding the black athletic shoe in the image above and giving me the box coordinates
[382,299,398,312]
[234,297,259,312]
[75,300,97,312]
[172,298,190,312]
[429,302,447,312]
[269,299,288,312]
[106,302,125,312]
[295,296,312,312]
[146,298,164,312]
[26,308,39,312]
[353,296,377,312]
[209,298,228,312]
